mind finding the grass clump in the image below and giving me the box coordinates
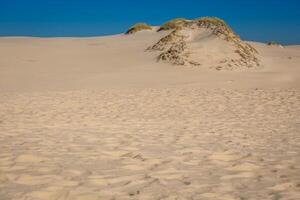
[126,23,152,34]
[158,18,188,32]
[267,41,280,46]
[195,17,234,33]
[194,17,239,41]
[195,17,227,26]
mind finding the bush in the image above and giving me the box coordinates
[125,23,152,34]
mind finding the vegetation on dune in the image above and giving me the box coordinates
[147,30,186,51]
[267,41,280,46]
[148,16,260,69]
[157,17,239,41]
[157,18,188,32]
[194,17,229,28]
[158,41,187,65]
[125,23,152,34]
[194,17,239,41]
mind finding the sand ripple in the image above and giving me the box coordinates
[0,89,300,199]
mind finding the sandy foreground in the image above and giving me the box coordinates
[0,32,300,199]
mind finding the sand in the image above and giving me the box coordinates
[0,32,300,199]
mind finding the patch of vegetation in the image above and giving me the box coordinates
[195,17,228,27]
[125,23,152,34]
[194,17,240,41]
[148,16,260,68]
[267,41,280,46]
[157,18,188,32]
[158,41,187,65]
[147,30,185,51]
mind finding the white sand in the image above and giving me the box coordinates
[0,32,300,199]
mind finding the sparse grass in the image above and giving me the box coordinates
[194,17,240,41]
[195,17,234,33]
[267,41,280,46]
[125,23,152,34]
[157,18,188,31]
[195,17,227,26]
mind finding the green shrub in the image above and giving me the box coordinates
[126,23,152,34]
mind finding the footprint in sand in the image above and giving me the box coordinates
[0,157,14,167]
[269,182,297,192]
[88,177,108,186]
[200,193,218,198]
[123,164,147,171]
[25,191,58,200]
[208,151,241,166]
[26,188,70,200]
[221,172,256,180]
[0,175,9,185]
[15,154,47,163]
[209,152,240,162]
[64,169,83,177]
[13,174,60,186]
[56,180,79,187]
[225,162,260,171]
[70,193,101,200]
[150,168,184,180]
[9,165,28,171]
[103,150,129,158]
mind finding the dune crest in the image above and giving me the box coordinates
[146,17,260,70]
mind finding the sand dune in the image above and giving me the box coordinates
[0,24,300,199]
[147,17,259,70]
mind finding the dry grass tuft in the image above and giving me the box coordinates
[267,41,280,46]
[194,17,240,41]
[126,23,152,34]
[157,18,188,32]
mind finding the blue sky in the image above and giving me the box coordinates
[1,0,300,44]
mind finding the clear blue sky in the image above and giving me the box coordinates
[1,0,300,44]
